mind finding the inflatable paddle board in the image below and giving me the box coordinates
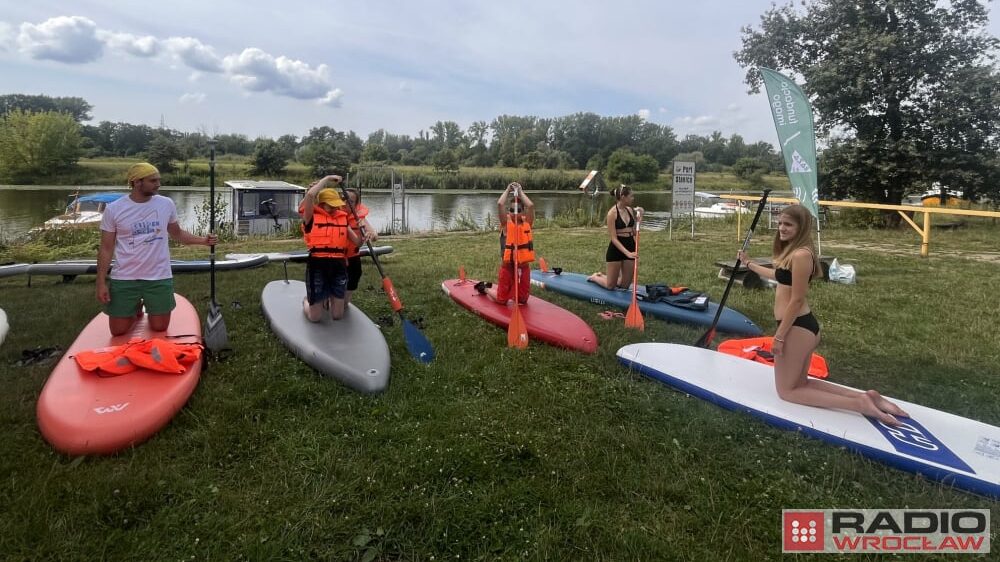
[0,307,8,347]
[225,245,394,263]
[617,342,1000,498]
[0,263,29,278]
[531,270,762,336]
[442,278,598,354]
[36,295,203,455]
[28,255,269,280]
[261,280,390,394]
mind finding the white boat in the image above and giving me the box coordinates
[693,192,743,218]
[39,192,125,229]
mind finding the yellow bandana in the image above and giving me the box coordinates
[126,163,160,185]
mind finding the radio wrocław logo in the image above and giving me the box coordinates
[782,509,990,554]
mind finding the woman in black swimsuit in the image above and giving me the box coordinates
[739,204,908,426]
[588,185,643,289]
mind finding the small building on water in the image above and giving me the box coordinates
[225,180,305,236]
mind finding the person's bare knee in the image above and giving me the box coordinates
[148,313,171,332]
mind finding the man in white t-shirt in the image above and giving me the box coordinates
[96,163,217,335]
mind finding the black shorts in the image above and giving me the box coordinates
[347,255,363,291]
[605,236,636,262]
[777,311,821,336]
[305,257,347,304]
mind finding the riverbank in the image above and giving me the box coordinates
[1,222,997,559]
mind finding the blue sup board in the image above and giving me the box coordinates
[531,270,762,335]
[617,343,1000,498]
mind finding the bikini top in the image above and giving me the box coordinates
[775,267,792,286]
[614,206,635,230]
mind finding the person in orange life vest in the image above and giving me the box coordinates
[588,184,644,290]
[343,188,377,306]
[96,162,217,336]
[300,175,361,322]
[738,204,908,426]
[485,182,535,305]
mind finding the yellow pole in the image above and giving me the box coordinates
[921,211,931,258]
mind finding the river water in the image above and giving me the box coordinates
[0,186,683,239]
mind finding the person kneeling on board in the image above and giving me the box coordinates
[738,204,908,426]
[480,182,535,305]
[96,163,217,336]
[300,175,362,322]
[343,187,377,307]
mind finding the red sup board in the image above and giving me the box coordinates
[442,278,598,353]
[37,295,203,455]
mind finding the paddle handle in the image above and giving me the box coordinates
[697,189,771,347]
[208,139,217,305]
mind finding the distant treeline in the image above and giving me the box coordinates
[0,93,783,188]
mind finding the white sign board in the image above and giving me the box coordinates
[672,161,696,216]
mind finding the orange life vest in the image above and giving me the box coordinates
[346,202,370,258]
[74,338,203,377]
[502,215,535,264]
[300,203,350,259]
[717,336,829,378]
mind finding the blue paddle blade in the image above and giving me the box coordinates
[402,317,435,363]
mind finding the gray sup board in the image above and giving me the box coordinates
[261,279,390,394]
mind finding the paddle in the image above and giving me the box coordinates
[338,184,435,363]
[203,139,229,354]
[507,187,529,349]
[624,213,644,331]
[694,189,772,348]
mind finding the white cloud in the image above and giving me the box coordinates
[0,22,14,52]
[637,109,651,120]
[398,81,412,92]
[223,48,340,104]
[17,16,104,63]
[179,92,206,104]
[164,36,223,73]
[100,31,159,57]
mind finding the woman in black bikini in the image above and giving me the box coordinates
[739,204,908,426]
[588,185,643,290]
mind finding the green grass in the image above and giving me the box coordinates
[1,221,998,560]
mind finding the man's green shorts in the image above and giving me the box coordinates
[106,279,176,317]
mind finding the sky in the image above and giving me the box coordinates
[1,0,998,146]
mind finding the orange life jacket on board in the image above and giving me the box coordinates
[300,203,350,259]
[502,215,535,265]
[74,338,203,377]
[346,202,370,258]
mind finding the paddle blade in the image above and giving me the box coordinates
[203,302,229,352]
[401,315,435,363]
[624,301,644,331]
[694,327,716,349]
[459,265,466,283]
[507,303,529,349]
[539,257,549,272]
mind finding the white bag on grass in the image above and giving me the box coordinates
[827,258,856,284]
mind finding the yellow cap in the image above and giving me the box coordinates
[126,162,160,185]
[317,188,345,207]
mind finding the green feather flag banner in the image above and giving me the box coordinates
[760,67,820,220]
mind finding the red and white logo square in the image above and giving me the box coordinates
[783,511,824,552]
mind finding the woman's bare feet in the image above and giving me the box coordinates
[866,390,909,418]
[858,392,901,426]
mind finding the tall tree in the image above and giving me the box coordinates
[0,109,82,182]
[250,138,288,176]
[736,0,1000,206]
[0,94,93,122]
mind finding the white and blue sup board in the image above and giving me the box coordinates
[617,343,1000,498]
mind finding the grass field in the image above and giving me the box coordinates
[1,220,998,560]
